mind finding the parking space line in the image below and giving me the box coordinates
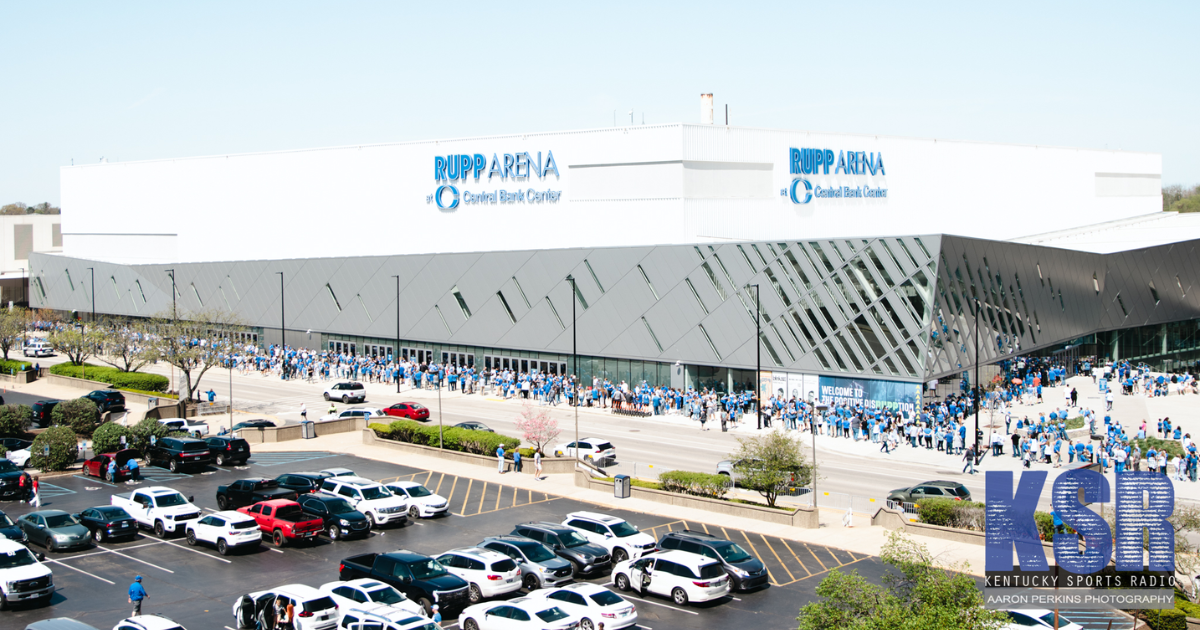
[467,496,560,517]
[434,472,446,495]
[815,545,841,567]
[790,556,868,583]
[76,475,116,487]
[495,485,503,511]
[424,470,434,486]
[478,482,487,515]
[700,523,710,534]
[803,543,828,571]
[620,592,699,615]
[99,545,175,573]
[759,534,796,583]
[47,559,116,584]
[737,530,778,587]
[158,538,232,564]
[779,539,813,576]
[511,486,518,508]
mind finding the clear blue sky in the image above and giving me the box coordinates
[2,1,1195,205]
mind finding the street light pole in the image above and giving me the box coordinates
[393,275,400,394]
[567,275,578,465]
[276,272,285,352]
[974,298,981,462]
[753,284,761,430]
[166,269,176,394]
[86,267,94,322]
[814,400,828,512]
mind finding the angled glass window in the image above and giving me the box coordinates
[451,285,471,319]
[711,253,736,290]
[766,243,780,259]
[869,306,899,349]
[545,296,565,330]
[637,265,658,300]
[808,242,837,272]
[584,259,605,294]
[854,258,885,299]
[763,267,792,307]
[434,304,452,334]
[783,251,813,291]
[836,332,866,371]
[766,326,790,365]
[813,346,833,371]
[225,275,240,299]
[897,239,921,268]
[698,324,722,360]
[511,276,532,308]
[790,309,817,346]
[1178,275,1186,298]
[357,294,374,322]
[795,244,824,279]
[879,240,907,276]
[694,246,706,262]
[111,276,120,299]
[780,313,806,351]
[641,317,664,353]
[830,272,861,314]
[191,283,204,307]
[852,314,886,362]
[135,280,147,303]
[736,245,757,273]
[701,262,726,301]
[684,278,709,315]
[751,244,771,268]
[571,279,589,310]
[496,291,517,324]
[824,340,848,371]
[913,237,932,261]
[846,264,875,305]
[1149,281,1160,305]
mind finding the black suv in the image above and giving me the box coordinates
[30,399,60,427]
[657,530,768,591]
[146,436,212,472]
[512,522,612,576]
[0,459,30,500]
[298,492,371,540]
[205,436,251,466]
[274,472,331,495]
[83,390,126,413]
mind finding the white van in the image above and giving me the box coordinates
[22,340,52,358]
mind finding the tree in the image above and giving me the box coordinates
[0,306,26,361]
[797,531,1007,630]
[97,321,157,372]
[51,398,101,437]
[29,426,79,472]
[92,421,133,455]
[147,308,245,402]
[130,417,177,457]
[48,324,107,365]
[730,430,813,507]
[514,401,560,453]
[0,404,32,436]
[0,203,27,216]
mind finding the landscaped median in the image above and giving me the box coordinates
[871,497,1072,546]
[364,422,576,475]
[48,363,169,392]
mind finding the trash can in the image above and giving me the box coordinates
[301,420,316,439]
[614,474,631,499]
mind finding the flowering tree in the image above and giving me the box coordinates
[515,402,560,453]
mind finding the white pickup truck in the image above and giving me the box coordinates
[112,486,203,538]
[0,537,53,610]
[160,418,210,437]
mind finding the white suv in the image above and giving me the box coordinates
[552,438,615,464]
[233,584,339,630]
[337,606,437,630]
[561,511,656,563]
[526,583,638,630]
[612,550,729,606]
[383,481,448,519]
[435,547,522,604]
[185,510,261,555]
[320,478,408,528]
[324,382,367,403]
[318,579,425,618]
[459,597,577,630]
[111,616,187,630]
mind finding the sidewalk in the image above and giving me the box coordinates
[251,430,991,576]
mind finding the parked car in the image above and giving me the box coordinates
[338,551,471,614]
[458,597,577,630]
[324,382,366,403]
[1000,609,1084,630]
[453,421,492,433]
[561,511,657,564]
[232,584,338,630]
[887,480,972,507]
[217,478,298,510]
[0,460,30,500]
[145,436,212,473]
[22,340,53,358]
[435,547,522,603]
[0,537,54,609]
[205,436,251,466]
[612,549,729,606]
[185,510,261,555]
[0,438,31,453]
[2,440,32,468]
[715,457,801,487]
[657,530,767,591]
[18,510,91,552]
[298,492,371,540]
[232,420,275,431]
[317,578,425,618]
[383,403,429,421]
[109,616,187,630]
[480,536,574,591]
[74,506,138,543]
[319,477,408,528]
[111,487,202,538]
[82,449,138,482]
[334,606,435,630]
[552,438,615,465]
[160,418,209,437]
[0,509,26,543]
[319,468,358,478]
[382,482,448,519]
[511,522,611,577]
[25,619,99,630]
[274,472,331,495]
[30,400,60,428]
[237,499,324,547]
[319,408,384,423]
[82,390,125,414]
[526,583,638,630]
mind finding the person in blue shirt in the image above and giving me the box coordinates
[125,457,140,480]
[128,575,148,616]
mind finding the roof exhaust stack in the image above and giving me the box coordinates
[700,93,713,124]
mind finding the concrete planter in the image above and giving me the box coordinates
[362,428,575,475]
[0,369,36,384]
[575,470,819,528]
[237,417,367,444]
[871,506,1061,551]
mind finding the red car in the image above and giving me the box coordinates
[237,499,324,547]
[82,449,138,482]
[384,402,430,421]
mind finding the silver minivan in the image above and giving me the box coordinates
[480,535,574,591]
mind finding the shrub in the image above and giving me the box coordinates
[1065,416,1085,430]
[48,363,168,393]
[0,359,31,374]
[130,417,175,457]
[29,426,78,471]
[659,470,732,499]
[1133,437,1186,459]
[52,398,101,437]
[376,420,519,456]
[0,404,32,436]
[93,421,134,455]
[917,498,987,530]
[916,498,957,527]
[1140,608,1187,630]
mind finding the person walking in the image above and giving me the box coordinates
[496,445,506,474]
[129,575,148,616]
[534,449,543,480]
[431,605,442,625]
[513,449,522,473]
[962,444,976,474]
[300,403,307,422]
[29,475,40,508]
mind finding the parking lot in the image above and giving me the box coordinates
[0,451,885,630]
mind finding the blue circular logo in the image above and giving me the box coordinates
[790,178,813,204]
[435,185,460,211]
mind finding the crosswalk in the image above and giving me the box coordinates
[1058,609,1134,629]
[37,482,75,499]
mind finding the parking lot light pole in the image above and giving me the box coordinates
[276,272,285,351]
[566,274,578,465]
[753,284,761,429]
[813,401,828,511]
[393,275,400,394]
[166,269,176,393]
[974,297,981,462]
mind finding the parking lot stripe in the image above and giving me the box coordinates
[700,523,710,534]
[737,530,777,586]
[779,539,813,576]
[434,472,446,495]
[494,483,503,511]
[47,559,115,584]
[99,545,175,574]
[158,538,232,564]
[76,475,115,487]
[759,534,795,582]
[620,592,699,615]
[802,543,828,571]
[478,481,488,515]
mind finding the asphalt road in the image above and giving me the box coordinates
[0,451,888,630]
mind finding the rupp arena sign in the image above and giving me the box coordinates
[984,469,1176,609]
